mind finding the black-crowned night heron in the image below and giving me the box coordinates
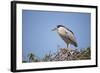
[52,25,78,48]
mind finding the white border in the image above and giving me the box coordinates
[16,3,96,70]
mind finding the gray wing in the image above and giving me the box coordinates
[66,31,78,47]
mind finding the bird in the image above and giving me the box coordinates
[52,25,78,48]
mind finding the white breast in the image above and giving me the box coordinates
[57,27,67,36]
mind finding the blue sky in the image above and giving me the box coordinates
[22,10,91,61]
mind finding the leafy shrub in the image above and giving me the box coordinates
[23,47,91,63]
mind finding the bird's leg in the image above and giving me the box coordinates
[69,44,70,48]
[67,43,69,49]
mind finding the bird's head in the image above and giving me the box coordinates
[52,25,65,31]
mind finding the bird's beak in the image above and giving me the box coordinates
[52,28,57,31]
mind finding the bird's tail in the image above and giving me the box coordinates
[74,42,78,47]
